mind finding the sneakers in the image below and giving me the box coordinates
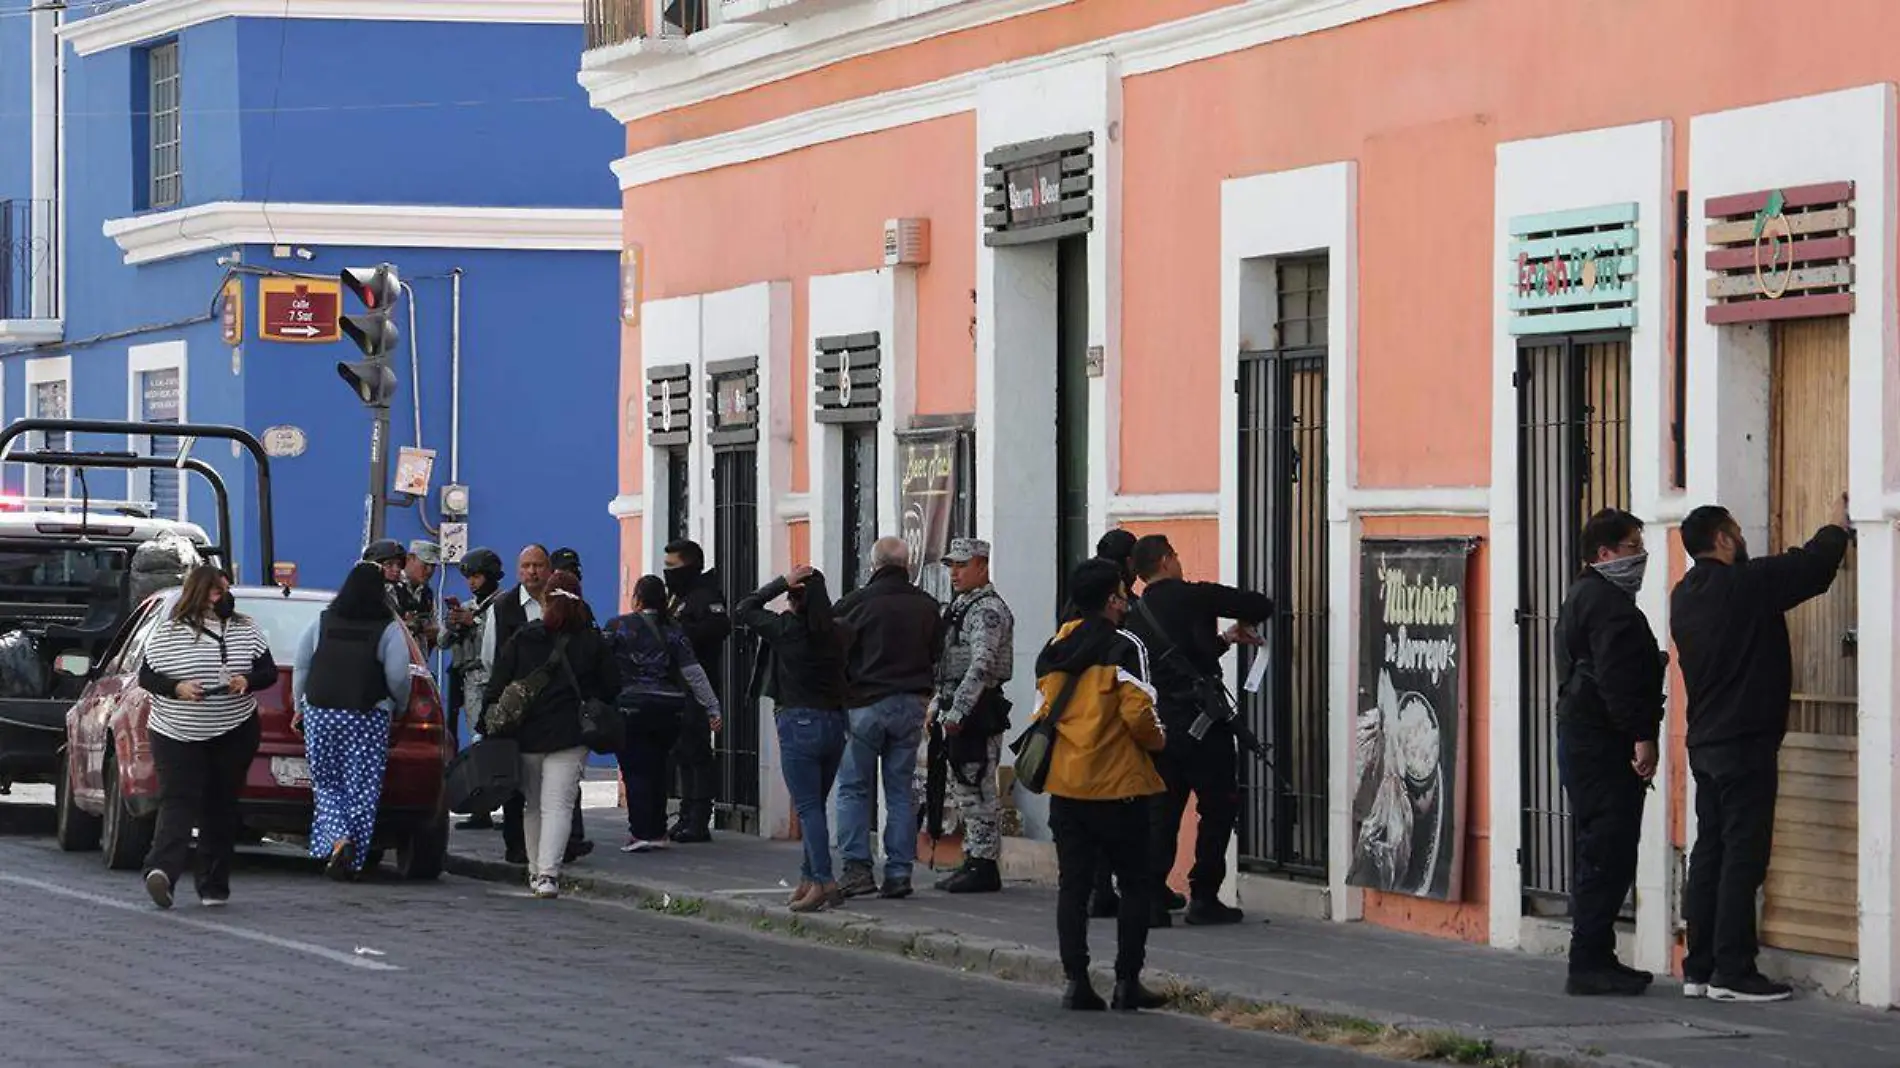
[1111,979,1169,1011]
[1565,968,1649,997]
[1708,974,1793,1003]
[530,875,559,899]
[621,837,660,854]
[200,896,229,908]
[1683,980,1710,999]
[144,869,174,910]
[838,863,878,899]
[878,877,914,900]
[935,858,1002,894]
[1185,899,1245,926]
[1062,977,1107,1012]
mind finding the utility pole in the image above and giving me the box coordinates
[337,264,401,549]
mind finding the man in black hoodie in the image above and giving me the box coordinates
[1671,498,1849,1004]
[1126,534,1272,927]
[1554,509,1665,997]
[664,539,731,843]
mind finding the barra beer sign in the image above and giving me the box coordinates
[1704,182,1855,324]
[1506,202,1638,335]
[982,132,1094,248]
[1348,537,1478,902]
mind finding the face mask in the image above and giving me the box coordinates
[664,565,697,596]
[1591,552,1648,596]
[214,596,236,621]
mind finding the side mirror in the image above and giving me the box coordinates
[55,652,92,678]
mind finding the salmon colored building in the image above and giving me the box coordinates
[582,0,1900,1006]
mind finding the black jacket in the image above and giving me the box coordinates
[1670,525,1849,750]
[482,621,620,754]
[672,570,731,694]
[737,574,851,712]
[834,565,944,705]
[1124,577,1272,728]
[1554,569,1665,743]
[491,586,532,654]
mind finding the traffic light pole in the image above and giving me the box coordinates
[363,403,390,547]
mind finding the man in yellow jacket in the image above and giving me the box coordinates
[1033,558,1169,1012]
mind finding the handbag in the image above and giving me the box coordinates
[444,736,520,815]
[1007,668,1087,795]
[483,635,567,736]
[557,640,625,755]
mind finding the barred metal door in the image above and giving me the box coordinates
[1235,348,1330,876]
[841,426,877,592]
[1516,334,1631,903]
[712,448,760,831]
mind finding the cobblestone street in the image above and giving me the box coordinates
[0,796,1381,1068]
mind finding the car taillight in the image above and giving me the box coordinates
[392,679,443,745]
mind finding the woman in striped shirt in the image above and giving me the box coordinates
[137,565,279,909]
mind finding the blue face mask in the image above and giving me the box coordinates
[1591,552,1648,596]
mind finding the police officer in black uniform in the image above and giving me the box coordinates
[663,538,731,843]
[1124,534,1271,928]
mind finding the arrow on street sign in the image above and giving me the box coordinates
[259,277,342,344]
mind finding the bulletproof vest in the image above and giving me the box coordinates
[304,613,393,711]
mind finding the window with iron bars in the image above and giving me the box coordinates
[147,43,182,210]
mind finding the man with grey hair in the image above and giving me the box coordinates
[833,535,945,899]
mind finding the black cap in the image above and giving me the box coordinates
[459,547,503,580]
[550,547,582,576]
[1095,529,1137,564]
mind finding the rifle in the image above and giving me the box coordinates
[924,716,949,842]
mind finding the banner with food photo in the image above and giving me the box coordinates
[1347,537,1479,901]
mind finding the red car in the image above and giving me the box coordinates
[53,584,452,879]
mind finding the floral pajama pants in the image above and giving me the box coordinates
[304,706,392,871]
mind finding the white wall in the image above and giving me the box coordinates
[1687,83,1899,1008]
[1488,121,1675,966]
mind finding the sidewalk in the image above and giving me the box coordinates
[446,790,1896,1068]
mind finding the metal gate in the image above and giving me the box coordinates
[1235,255,1330,875]
[1516,334,1631,902]
[841,425,877,592]
[712,447,760,832]
[665,446,689,543]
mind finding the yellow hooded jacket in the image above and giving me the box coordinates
[1031,618,1168,800]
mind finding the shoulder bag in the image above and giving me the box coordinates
[482,635,566,737]
[559,637,625,755]
[626,614,691,727]
[1007,667,1088,796]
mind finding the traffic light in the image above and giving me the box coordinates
[336,264,400,408]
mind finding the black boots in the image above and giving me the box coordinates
[1111,979,1168,1011]
[1062,977,1107,1011]
[1185,898,1245,926]
[935,858,1002,894]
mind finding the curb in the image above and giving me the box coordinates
[444,851,1661,1068]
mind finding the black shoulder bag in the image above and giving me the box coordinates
[558,638,624,755]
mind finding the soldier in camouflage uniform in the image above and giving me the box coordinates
[929,538,1015,894]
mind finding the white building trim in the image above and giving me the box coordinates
[775,492,812,522]
[1219,161,1358,920]
[1488,120,1675,967]
[607,493,644,518]
[1342,486,1488,516]
[23,354,73,502]
[102,203,624,266]
[587,0,1438,126]
[63,0,580,57]
[1686,84,1898,1009]
[126,340,190,523]
[1106,492,1220,521]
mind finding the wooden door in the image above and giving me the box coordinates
[1764,316,1858,959]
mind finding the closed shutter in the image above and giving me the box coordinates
[139,369,181,519]
[33,380,69,499]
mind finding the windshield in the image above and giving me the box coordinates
[0,546,126,599]
[237,596,329,663]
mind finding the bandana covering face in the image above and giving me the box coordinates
[1591,552,1648,596]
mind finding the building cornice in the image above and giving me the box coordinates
[63,0,581,57]
[610,0,1440,189]
[103,202,623,266]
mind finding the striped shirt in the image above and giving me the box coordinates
[143,616,269,742]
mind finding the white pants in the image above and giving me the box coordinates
[520,746,588,881]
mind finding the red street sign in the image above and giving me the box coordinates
[259,278,341,344]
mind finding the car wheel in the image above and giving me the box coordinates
[54,752,102,852]
[394,803,448,881]
[101,747,155,872]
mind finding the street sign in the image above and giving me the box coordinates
[259,277,341,344]
[261,425,308,458]
[394,446,435,497]
[440,522,468,564]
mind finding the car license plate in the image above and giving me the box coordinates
[270,756,311,788]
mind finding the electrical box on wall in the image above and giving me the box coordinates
[883,218,930,267]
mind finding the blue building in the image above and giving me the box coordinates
[0,0,623,607]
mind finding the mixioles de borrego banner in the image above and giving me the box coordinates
[1347,537,1479,901]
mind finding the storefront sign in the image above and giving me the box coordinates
[814,332,881,425]
[1348,537,1479,902]
[705,357,760,450]
[896,428,958,602]
[1704,182,1855,324]
[982,132,1094,248]
[1506,203,1638,335]
[261,425,307,458]
[646,363,692,448]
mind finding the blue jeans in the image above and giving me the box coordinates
[776,709,848,883]
[835,693,927,881]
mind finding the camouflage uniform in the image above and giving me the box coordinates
[929,583,1014,861]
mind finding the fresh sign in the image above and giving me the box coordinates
[259,278,342,344]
